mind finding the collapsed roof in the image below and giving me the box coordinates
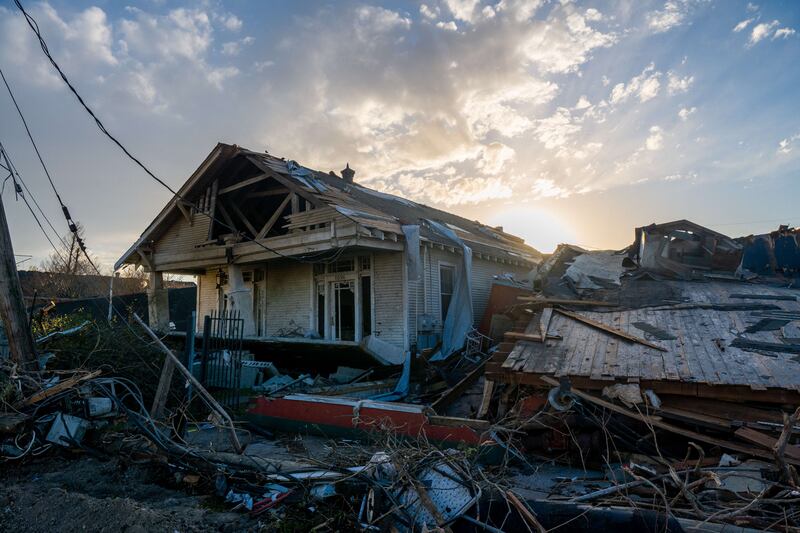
[116,143,542,270]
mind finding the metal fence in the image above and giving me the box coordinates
[199,310,245,407]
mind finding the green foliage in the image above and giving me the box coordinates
[31,309,92,339]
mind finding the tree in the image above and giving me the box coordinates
[40,221,101,275]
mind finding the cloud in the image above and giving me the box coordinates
[749,20,779,45]
[436,21,458,31]
[777,133,800,154]
[443,0,480,23]
[532,178,571,199]
[678,106,697,121]
[646,126,664,150]
[420,4,438,20]
[667,72,694,94]
[217,13,242,31]
[773,27,796,39]
[610,63,662,104]
[733,18,755,32]
[221,36,254,56]
[646,1,689,34]
[476,143,516,175]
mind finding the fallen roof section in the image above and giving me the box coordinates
[488,279,800,404]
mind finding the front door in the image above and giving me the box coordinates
[332,280,355,341]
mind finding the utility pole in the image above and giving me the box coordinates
[0,190,37,369]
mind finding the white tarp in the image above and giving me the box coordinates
[426,220,473,361]
[401,225,421,281]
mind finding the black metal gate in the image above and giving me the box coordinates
[200,310,244,407]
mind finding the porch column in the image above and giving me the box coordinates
[226,264,256,336]
[147,271,170,332]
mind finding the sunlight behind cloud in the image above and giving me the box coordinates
[486,206,578,253]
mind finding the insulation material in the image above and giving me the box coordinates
[401,225,421,281]
[427,220,473,361]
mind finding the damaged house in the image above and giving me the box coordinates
[116,143,541,364]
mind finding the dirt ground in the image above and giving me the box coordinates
[0,455,257,533]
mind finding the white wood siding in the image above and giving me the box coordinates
[372,251,405,349]
[265,260,312,337]
[196,269,219,331]
[153,214,210,261]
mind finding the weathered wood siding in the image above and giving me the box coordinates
[153,214,210,265]
[372,251,406,349]
[265,259,312,337]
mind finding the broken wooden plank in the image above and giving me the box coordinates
[539,375,798,465]
[476,380,495,419]
[150,356,176,419]
[503,331,562,343]
[734,426,800,461]
[518,297,618,307]
[431,362,486,412]
[555,308,668,352]
[18,370,102,408]
[539,307,553,339]
[133,313,242,454]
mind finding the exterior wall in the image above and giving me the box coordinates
[153,214,210,260]
[265,260,312,337]
[372,251,406,349]
[196,269,220,331]
[414,245,531,339]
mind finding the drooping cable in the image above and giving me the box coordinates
[12,0,350,266]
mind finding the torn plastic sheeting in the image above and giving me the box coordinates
[426,219,473,361]
[370,350,411,402]
[333,205,396,222]
[402,224,421,281]
[286,160,328,193]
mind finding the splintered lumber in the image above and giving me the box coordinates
[476,380,495,419]
[735,426,800,461]
[555,308,667,352]
[506,490,546,532]
[728,293,797,301]
[517,297,618,307]
[539,376,795,465]
[503,331,561,342]
[431,362,486,412]
[18,370,102,407]
[150,356,176,419]
[133,313,243,454]
[539,307,553,339]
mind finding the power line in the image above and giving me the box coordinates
[0,64,99,273]
[12,0,349,266]
[0,143,69,266]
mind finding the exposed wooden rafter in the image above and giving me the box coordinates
[256,194,292,240]
[230,202,258,237]
[206,179,219,240]
[218,173,269,195]
[245,188,290,198]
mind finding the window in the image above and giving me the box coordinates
[359,255,371,271]
[331,258,355,273]
[439,265,454,322]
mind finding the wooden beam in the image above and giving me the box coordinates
[431,362,486,412]
[133,313,242,454]
[245,187,290,198]
[290,193,299,214]
[503,331,561,342]
[206,179,218,240]
[256,194,291,239]
[555,308,667,352]
[518,297,618,307]
[218,173,269,195]
[176,200,193,225]
[229,202,258,237]
[539,307,553,339]
[150,357,175,419]
[539,376,798,465]
[216,200,238,233]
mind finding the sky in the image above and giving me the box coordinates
[0,0,798,271]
